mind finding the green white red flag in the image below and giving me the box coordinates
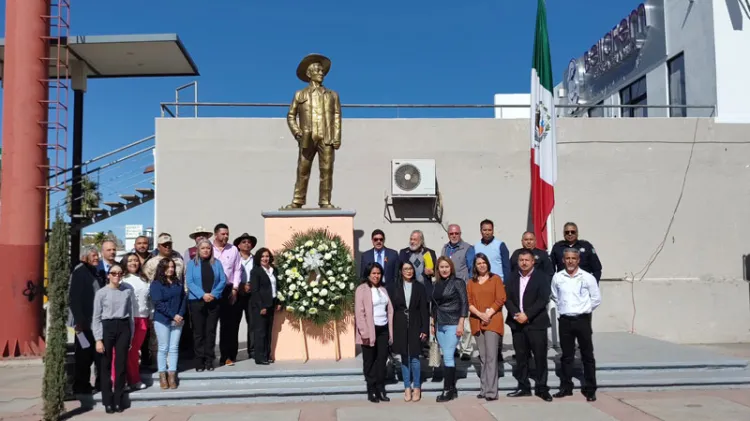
[530,0,557,250]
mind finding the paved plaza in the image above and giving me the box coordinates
[1,342,748,420]
[2,388,750,421]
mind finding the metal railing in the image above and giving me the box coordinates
[159,101,716,118]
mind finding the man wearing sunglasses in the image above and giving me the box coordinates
[550,222,602,283]
[360,229,400,286]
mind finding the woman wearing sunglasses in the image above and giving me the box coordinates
[92,263,136,414]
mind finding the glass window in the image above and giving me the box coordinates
[668,53,686,117]
[588,101,605,118]
[620,76,648,117]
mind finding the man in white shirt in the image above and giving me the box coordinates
[234,233,257,359]
[550,248,601,402]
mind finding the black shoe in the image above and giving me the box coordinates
[485,396,498,401]
[104,406,115,414]
[195,366,205,372]
[553,390,573,398]
[536,391,553,402]
[256,360,270,365]
[206,362,215,371]
[376,386,390,402]
[476,393,485,399]
[586,394,597,402]
[114,405,124,413]
[436,390,452,402]
[507,389,531,397]
[367,385,380,403]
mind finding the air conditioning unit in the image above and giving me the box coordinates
[391,159,436,197]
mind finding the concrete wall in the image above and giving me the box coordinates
[155,116,750,344]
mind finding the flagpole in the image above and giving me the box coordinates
[547,211,555,251]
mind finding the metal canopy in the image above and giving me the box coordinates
[0,33,199,79]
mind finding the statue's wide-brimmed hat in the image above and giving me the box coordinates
[296,53,331,83]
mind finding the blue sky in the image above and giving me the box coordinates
[0,0,642,241]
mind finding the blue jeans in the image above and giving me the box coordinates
[154,320,182,372]
[436,324,459,367]
[401,355,421,388]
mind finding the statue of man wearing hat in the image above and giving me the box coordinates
[282,53,342,209]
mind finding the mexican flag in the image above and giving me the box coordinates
[530,0,557,251]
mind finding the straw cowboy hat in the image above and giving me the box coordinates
[233,233,258,248]
[296,53,332,83]
[188,226,212,240]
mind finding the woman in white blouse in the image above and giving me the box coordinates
[249,248,281,365]
[118,252,152,390]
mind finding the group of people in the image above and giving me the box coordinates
[353,219,602,404]
[67,224,280,414]
[67,218,603,412]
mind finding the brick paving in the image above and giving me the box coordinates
[2,344,750,421]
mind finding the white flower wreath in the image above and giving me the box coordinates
[275,228,357,325]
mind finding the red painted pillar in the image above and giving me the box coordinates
[0,0,50,357]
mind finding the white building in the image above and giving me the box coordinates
[495,1,750,122]
[124,224,154,251]
[556,0,750,122]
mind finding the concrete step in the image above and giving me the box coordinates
[101,368,750,407]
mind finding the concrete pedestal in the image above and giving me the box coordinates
[261,209,357,361]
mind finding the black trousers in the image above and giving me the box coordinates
[139,322,152,366]
[100,319,131,407]
[362,325,389,389]
[190,300,220,365]
[239,291,254,358]
[219,285,244,362]
[558,314,597,395]
[73,328,101,393]
[252,304,275,363]
[511,327,549,393]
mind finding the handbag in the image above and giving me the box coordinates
[428,335,441,368]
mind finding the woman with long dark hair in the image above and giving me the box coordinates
[149,258,187,389]
[467,252,506,401]
[185,239,225,372]
[388,261,429,402]
[249,247,281,365]
[431,256,468,402]
[355,262,394,403]
[92,263,135,413]
[116,252,151,390]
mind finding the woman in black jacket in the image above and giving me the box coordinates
[431,256,468,402]
[387,261,429,402]
[249,248,281,365]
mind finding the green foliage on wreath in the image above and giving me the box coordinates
[275,228,358,326]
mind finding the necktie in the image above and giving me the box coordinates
[377,251,383,266]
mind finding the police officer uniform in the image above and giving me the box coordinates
[550,240,602,282]
[510,248,554,281]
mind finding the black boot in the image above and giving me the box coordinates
[367,384,380,403]
[436,367,456,402]
[376,384,390,402]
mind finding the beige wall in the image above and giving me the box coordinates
[155,117,750,343]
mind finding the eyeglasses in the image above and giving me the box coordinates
[372,237,384,242]
[448,232,461,236]
[109,272,123,277]
[564,230,577,235]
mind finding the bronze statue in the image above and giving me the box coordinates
[282,53,342,210]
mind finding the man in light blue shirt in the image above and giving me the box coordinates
[473,219,510,282]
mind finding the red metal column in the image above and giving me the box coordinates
[0,0,50,357]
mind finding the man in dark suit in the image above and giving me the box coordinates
[360,229,399,285]
[510,231,554,280]
[505,249,553,402]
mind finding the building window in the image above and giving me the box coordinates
[588,101,604,118]
[668,53,686,117]
[620,76,648,117]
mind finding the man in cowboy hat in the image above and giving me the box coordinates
[233,232,258,359]
[283,53,342,209]
[183,226,213,262]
